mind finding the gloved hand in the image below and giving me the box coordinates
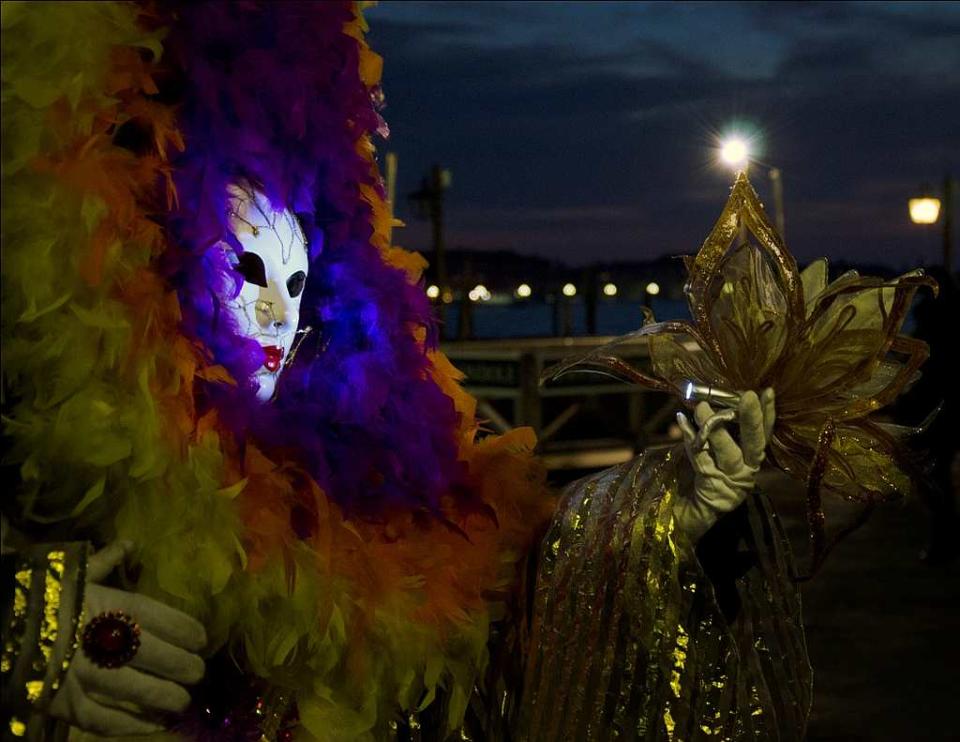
[48,542,206,736]
[673,388,776,542]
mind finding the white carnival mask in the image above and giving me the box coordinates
[222,183,311,402]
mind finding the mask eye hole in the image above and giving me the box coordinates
[236,252,268,287]
[287,270,306,298]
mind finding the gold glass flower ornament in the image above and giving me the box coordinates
[545,172,937,575]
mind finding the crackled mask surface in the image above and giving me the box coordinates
[223,183,310,402]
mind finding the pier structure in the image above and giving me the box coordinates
[441,336,681,470]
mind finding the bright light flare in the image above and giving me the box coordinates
[719,137,750,170]
[562,283,577,297]
[645,281,660,296]
[602,282,618,297]
[516,283,532,298]
[426,284,440,299]
[909,197,941,225]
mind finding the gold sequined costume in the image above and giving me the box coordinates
[516,447,811,741]
[508,171,935,741]
[1,535,87,741]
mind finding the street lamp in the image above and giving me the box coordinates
[642,280,660,309]
[562,283,577,298]
[718,130,786,239]
[909,196,941,225]
[516,283,532,299]
[426,284,440,300]
[469,284,491,302]
[602,282,618,297]
[908,177,954,270]
[719,137,750,171]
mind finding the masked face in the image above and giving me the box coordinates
[222,183,310,402]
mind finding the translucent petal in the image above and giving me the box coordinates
[647,324,727,393]
[771,420,910,503]
[685,173,804,388]
[800,258,828,316]
[776,272,935,412]
[540,322,691,394]
[825,423,912,501]
[834,336,928,420]
[703,242,791,387]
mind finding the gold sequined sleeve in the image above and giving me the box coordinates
[1,542,87,739]
[515,445,811,741]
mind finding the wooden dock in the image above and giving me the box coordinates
[441,336,680,470]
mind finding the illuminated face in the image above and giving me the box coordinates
[223,183,310,402]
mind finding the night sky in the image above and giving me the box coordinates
[366,1,960,271]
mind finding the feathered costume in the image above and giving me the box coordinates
[1,2,552,739]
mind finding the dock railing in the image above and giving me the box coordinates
[441,336,680,470]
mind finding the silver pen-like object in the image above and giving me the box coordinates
[681,379,742,410]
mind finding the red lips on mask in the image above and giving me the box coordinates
[262,345,284,373]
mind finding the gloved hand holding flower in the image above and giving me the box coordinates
[673,389,776,541]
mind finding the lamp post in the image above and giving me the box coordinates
[408,164,452,323]
[909,176,954,271]
[554,283,576,337]
[769,167,785,241]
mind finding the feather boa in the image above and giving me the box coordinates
[1,1,553,738]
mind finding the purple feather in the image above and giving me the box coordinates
[160,1,471,517]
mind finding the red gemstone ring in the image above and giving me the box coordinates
[81,611,141,669]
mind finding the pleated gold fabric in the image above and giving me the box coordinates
[517,445,812,741]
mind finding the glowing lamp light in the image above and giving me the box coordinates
[720,137,750,170]
[602,282,618,297]
[645,281,661,296]
[562,283,577,298]
[426,284,440,299]
[516,283,532,298]
[908,197,941,225]
[469,284,491,302]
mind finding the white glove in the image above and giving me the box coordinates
[48,542,207,736]
[673,388,775,542]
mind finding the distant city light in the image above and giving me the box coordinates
[562,283,577,297]
[469,284,491,302]
[719,136,750,170]
[909,197,941,225]
[441,290,454,304]
[602,282,618,297]
[645,281,661,296]
[426,284,440,299]
[516,283,532,298]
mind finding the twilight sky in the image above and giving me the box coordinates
[366,1,960,270]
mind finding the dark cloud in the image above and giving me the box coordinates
[739,1,960,40]
[367,1,960,270]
